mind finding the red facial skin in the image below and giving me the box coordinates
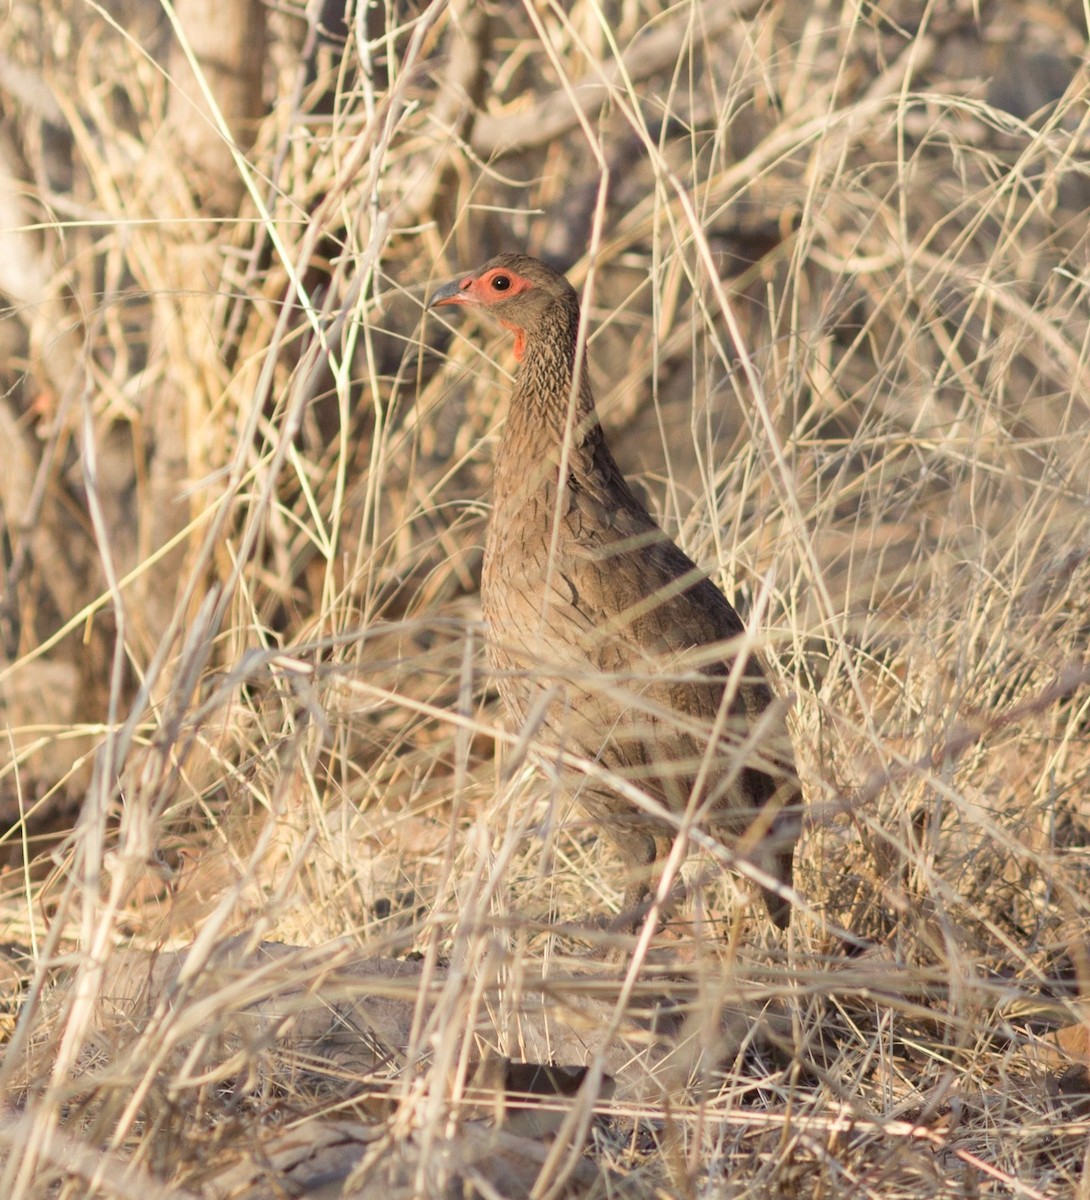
[430,267,536,360]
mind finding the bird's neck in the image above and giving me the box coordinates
[502,307,600,455]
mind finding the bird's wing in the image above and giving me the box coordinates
[558,443,749,661]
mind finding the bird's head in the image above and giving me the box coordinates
[427,254,578,361]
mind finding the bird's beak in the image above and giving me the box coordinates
[427,278,471,309]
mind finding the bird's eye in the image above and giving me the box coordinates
[491,274,511,291]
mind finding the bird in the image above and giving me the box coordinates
[428,254,800,928]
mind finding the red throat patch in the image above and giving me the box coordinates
[499,320,527,360]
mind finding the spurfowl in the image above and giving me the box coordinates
[429,254,800,927]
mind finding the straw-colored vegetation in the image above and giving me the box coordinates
[2,0,1089,1195]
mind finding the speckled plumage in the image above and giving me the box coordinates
[430,254,800,926]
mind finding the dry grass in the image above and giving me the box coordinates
[2,0,1090,1196]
